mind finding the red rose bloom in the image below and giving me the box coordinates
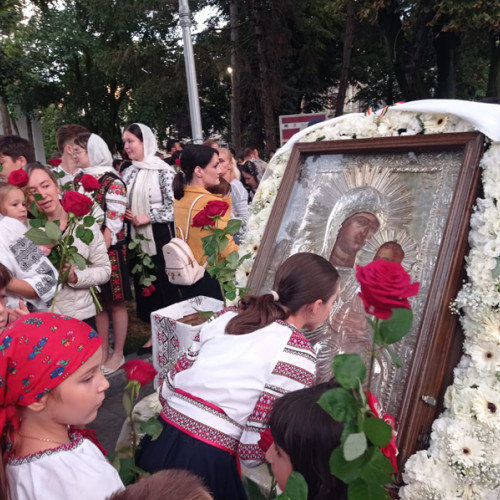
[356,260,419,319]
[48,158,62,167]
[81,174,100,192]
[122,359,157,386]
[148,284,156,292]
[61,191,93,217]
[192,200,230,228]
[141,288,151,297]
[8,168,29,188]
[367,391,398,473]
[204,200,229,218]
[257,428,274,453]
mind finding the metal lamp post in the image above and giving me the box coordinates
[179,0,203,144]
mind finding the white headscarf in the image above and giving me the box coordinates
[83,134,116,178]
[129,123,168,255]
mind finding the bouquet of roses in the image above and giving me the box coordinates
[25,188,101,312]
[191,200,250,304]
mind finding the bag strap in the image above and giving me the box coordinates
[177,194,207,243]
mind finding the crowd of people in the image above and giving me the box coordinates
[0,127,351,500]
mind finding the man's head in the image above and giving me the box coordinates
[56,124,89,174]
[0,135,36,178]
[336,212,380,255]
[166,139,182,154]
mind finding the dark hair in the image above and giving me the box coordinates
[207,177,231,197]
[226,253,339,335]
[0,262,12,290]
[124,123,143,142]
[243,146,255,159]
[166,138,180,152]
[73,132,92,150]
[268,381,348,500]
[173,145,219,200]
[56,124,89,153]
[0,135,35,164]
[25,162,59,186]
[109,469,212,500]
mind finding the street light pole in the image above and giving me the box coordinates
[179,0,203,144]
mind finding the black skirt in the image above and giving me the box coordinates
[132,222,183,323]
[136,417,247,500]
[100,240,133,303]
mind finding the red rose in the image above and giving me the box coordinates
[175,158,181,166]
[81,174,100,191]
[8,168,28,188]
[122,359,157,386]
[148,284,156,292]
[192,200,230,228]
[61,191,93,217]
[356,260,419,319]
[258,428,274,453]
[49,158,62,167]
[141,288,151,297]
[204,200,229,218]
[367,391,398,473]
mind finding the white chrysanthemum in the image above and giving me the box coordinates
[472,385,500,426]
[422,113,449,133]
[484,239,500,258]
[445,386,482,419]
[466,340,500,372]
[448,435,484,468]
[479,313,500,343]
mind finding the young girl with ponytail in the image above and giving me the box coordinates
[136,252,340,500]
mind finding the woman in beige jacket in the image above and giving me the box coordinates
[26,163,111,329]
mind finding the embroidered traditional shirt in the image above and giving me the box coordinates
[0,217,58,311]
[161,309,316,467]
[121,166,175,224]
[7,433,124,500]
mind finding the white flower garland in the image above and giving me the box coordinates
[236,109,500,498]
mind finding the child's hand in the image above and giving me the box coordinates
[62,263,78,284]
[38,245,52,256]
[7,300,30,322]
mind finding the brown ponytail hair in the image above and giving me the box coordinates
[226,253,339,335]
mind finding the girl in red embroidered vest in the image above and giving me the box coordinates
[72,133,131,375]
[136,253,340,500]
[0,312,124,500]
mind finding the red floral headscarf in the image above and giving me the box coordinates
[0,313,102,435]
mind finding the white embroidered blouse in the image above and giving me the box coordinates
[161,309,317,467]
[7,434,124,500]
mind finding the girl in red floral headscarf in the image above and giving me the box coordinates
[0,312,124,500]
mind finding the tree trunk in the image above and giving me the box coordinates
[230,0,242,152]
[335,0,356,117]
[0,96,12,135]
[486,34,500,99]
[250,0,279,151]
[433,26,460,98]
[26,116,34,145]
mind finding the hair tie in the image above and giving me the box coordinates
[270,290,279,302]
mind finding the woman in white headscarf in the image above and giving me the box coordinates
[121,124,178,348]
[73,132,131,375]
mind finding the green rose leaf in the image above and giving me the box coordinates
[75,225,85,239]
[33,193,43,201]
[140,416,163,441]
[29,218,44,229]
[358,447,394,485]
[282,472,308,500]
[329,445,364,483]
[225,250,240,267]
[348,478,388,500]
[71,253,87,271]
[24,228,58,246]
[344,432,367,461]
[83,215,95,227]
[44,220,61,241]
[225,219,242,235]
[80,228,94,245]
[318,387,357,422]
[333,354,367,389]
[363,418,392,447]
[386,346,403,368]
[377,308,413,345]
